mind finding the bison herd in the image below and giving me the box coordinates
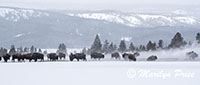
[0,51,198,63]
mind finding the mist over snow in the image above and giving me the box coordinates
[138,44,200,61]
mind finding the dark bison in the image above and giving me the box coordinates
[12,53,25,62]
[22,53,44,62]
[23,53,33,62]
[47,53,58,61]
[32,53,44,62]
[91,52,104,60]
[69,53,86,61]
[147,55,158,61]
[58,53,66,60]
[122,53,137,61]
[186,51,198,60]
[2,53,11,62]
[111,52,120,59]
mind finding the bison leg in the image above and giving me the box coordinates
[18,58,21,62]
[4,59,8,62]
[70,58,73,61]
[12,58,15,62]
[41,58,44,62]
[34,59,37,62]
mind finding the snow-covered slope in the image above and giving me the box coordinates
[0,7,199,48]
[67,12,200,27]
[0,7,49,22]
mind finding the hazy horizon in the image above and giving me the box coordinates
[0,0,199,11]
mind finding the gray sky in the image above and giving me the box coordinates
[0,0,199,10]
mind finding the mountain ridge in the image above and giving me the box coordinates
[0,7,199,48]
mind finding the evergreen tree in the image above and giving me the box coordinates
[196,33,200,43]
[108,42,117,53]
[135,47,139,51]
[129,42,135,52]
[139,45,146,51]
[34,48,37,52]
[118,40,126,52]
[0,47,7,56]
[38,49,42,53]
[168,32,187,48]
[146,41,156,51]
[142,45,146,51]
[90,35,102,53]
[139,45,143,51]
[108,43,114,53]
[82,47,87,54]
[30,45,35,53]
[9,45,16,55]
[24,47,29,53]
[158,40,163,49]
[113,44,117,51]
[146,41,152,51]
[57,43,67,54]
[43,50,48,55]
[0,47,3,56]
[102,40,109,54]
[17,46,23,53]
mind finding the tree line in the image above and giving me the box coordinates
[84,32,200,54]
[0,43,67,56]
[1,32,200,56]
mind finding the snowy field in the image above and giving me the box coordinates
[0,62,200,85]
[1,45,200,85]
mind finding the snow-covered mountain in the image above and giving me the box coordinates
[0,7,199,28]
[67,12,200,27]
[0,7,199,48]
[0,7,49,22]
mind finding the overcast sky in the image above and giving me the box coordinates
[0,0,199,10]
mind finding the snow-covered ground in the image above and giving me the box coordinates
[1,44,200,85]
[0,62,200,85]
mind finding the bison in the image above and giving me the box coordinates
[47,53,58,61]
[0,56,1,61]
[122,53,137,61]
[2,53,11,62]
[111,52,120,59]
[23,53,34,62]
[69,53,86,61]
[32,53,44,62]
[186,51,198,60]
[91,52,104,60]
[58,53,66,60]
[147,55,158,61]
[12,53,25,62]
[22,53,44,62]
